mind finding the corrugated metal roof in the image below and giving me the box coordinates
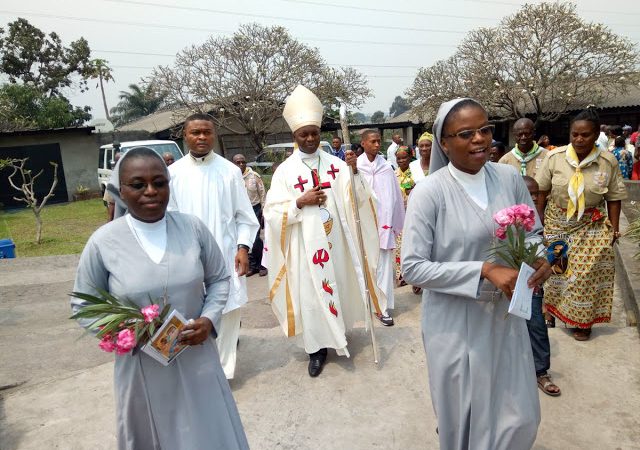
[0,126,95,136]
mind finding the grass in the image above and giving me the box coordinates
[0,199,107,257]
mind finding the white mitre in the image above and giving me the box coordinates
[283,85,323,132]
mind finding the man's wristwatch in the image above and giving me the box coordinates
[237,244,250,251]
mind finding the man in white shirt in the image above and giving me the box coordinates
[386,133,402,169]
[168,114,259,379]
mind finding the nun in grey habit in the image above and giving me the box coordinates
[402,99,551,450]
[71,147,249,450]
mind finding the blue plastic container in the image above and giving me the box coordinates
[0,238,16,258]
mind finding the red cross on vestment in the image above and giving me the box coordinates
[294,176,308,192]
[311,169,331,189]
[326,164,340,180]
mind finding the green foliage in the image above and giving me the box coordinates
[0,83,91,130]
[70,287,169,343]
[389,95,410,118]
[0,18,92,95]
[371,111,385,123]
[351,112,367,124]
[0,18,94,130]
[110,83,166,127]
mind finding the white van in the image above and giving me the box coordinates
[98,140,183,193]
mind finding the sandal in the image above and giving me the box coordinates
[545,312,555,328]
[537,374,561,397]
[412,286,422,295]
[573,328,591,341]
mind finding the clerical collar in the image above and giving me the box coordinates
[189,150,216,164]
[299,149,320,160]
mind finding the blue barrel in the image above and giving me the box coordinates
[0,239,16,258]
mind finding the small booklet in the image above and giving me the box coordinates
[141,309,190,366]
[508,262,535,320]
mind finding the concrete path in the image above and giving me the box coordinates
[1,255,639,449]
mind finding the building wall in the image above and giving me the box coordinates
[0,132,100,202]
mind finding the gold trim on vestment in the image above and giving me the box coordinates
[269,265,287,301]
[285,279,295,336]
[368,198,378,229]
[363,260,382,315]
[280,211,288,253]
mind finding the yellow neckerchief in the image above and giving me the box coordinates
[396,167,415,192]
[565,144,600,220]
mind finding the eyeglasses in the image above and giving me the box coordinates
[443,124,495,140]
[122,180,169,191]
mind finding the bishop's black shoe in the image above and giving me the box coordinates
[308,348,328,377]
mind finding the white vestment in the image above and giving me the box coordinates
[409,159,428,183]
[357,153,405,312]
[264,150,386,355]
[168,151,259,378]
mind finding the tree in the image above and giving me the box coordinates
[0,83,91,131]
[351,112,367,124]
[0,18,93,130]
[152,23,371,152]
[0,18,92,96]
[407,2,640,123]
[86,59,114,120]
[110,83,166,126]
[389,95,411,118]
[0,157,58,244]
[371,111,385,123]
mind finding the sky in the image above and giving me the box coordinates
[1,0,639,122]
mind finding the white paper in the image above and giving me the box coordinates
[141,309,189,366]
[508,262,535,320]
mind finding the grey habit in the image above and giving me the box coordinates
[401,98,541,450]
[71,209,249,449]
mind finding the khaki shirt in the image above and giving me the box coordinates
[498,147,548,178]
[242,167,266,207]
[535,146,627,208]
[103,189,114,204]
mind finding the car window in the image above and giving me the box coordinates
[99,148,106,169]
[121,143,183,160]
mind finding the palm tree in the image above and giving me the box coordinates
[87,59,114,120]
[110,83,166,126]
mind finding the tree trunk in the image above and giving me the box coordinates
[99,75,110,121]
[34,210,42,244]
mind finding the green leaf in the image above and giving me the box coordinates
[69,291,109,305]
[159,303,171,320]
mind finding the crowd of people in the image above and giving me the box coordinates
[71,83,631,449]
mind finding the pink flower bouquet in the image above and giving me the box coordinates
[491,204,540,269]
[70,288,170,355]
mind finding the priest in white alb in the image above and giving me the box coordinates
[168,113,259,379]
[264,85,386,377]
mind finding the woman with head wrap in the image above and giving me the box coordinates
[402,98,552,450]
[535,108,627,341]
[409,132,432,184]
[71,147,249,449]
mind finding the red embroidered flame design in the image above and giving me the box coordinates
[329,301,338,317]
[381,225,391,230]
[322,279,334,295]
[313,249,330,268]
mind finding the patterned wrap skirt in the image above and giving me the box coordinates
[543,201,614,328]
